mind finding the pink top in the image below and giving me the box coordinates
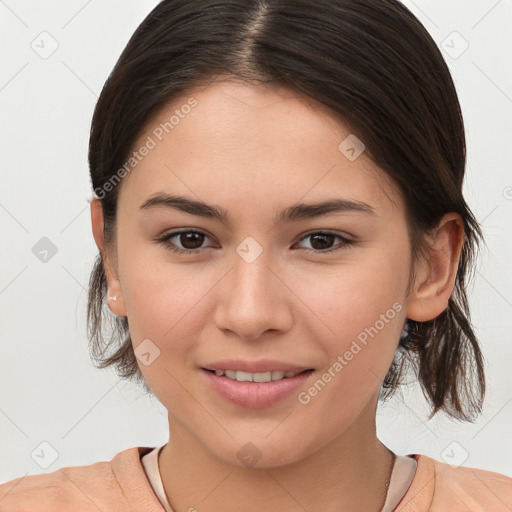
[140,445,417,512]
[1,446,511,511]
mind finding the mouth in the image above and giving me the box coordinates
[203,368,314,383]
[201,367,315,408]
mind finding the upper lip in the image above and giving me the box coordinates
[202,359,313,373]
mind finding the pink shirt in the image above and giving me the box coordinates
[1,446,511,511]
[140,446,417,512]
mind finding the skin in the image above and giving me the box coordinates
[91,78,464,512]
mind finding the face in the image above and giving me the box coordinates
[102,79,414,467]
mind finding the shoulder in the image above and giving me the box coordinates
[429,455,512,510]
[0,446,158,512]
[397,453,512,512]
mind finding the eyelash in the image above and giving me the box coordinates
[157,229,356,255]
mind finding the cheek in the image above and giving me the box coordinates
[124,268,211,344]
[304,253,407,333]
[119,238,200,329]
[295,251,408,392]
[120,256,212,409]
[117,246,216,390]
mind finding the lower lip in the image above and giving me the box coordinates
[201,369,314,409]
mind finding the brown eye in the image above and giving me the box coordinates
[176,231,205,250]
[159,229,213,255]
[295,231,355,253]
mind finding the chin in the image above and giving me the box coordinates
[205,432,318,470]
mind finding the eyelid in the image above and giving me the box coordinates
[293,230,355,252]
[295,229,354,243]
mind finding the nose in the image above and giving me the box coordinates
[214,251,293,342]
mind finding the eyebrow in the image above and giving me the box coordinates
[139,193,377,224]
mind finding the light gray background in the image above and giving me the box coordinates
[1,0,511,484]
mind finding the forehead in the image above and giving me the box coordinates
[119,79,403,219]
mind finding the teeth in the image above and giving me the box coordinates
[253,371,272,382]
[212,369,302,382]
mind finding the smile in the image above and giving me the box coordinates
[207,369,307,382]
[202,368,315,408]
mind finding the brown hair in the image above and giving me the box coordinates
[87,0,485,421]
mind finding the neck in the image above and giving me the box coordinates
[158,403,395,512]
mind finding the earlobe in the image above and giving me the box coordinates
[106,293,127,317]
[406,213,464,322]
[90,198,127,317]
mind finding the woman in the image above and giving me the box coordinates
[1,0,511,510]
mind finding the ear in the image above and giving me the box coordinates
[406,213,464,322]
[90,197,127,317]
